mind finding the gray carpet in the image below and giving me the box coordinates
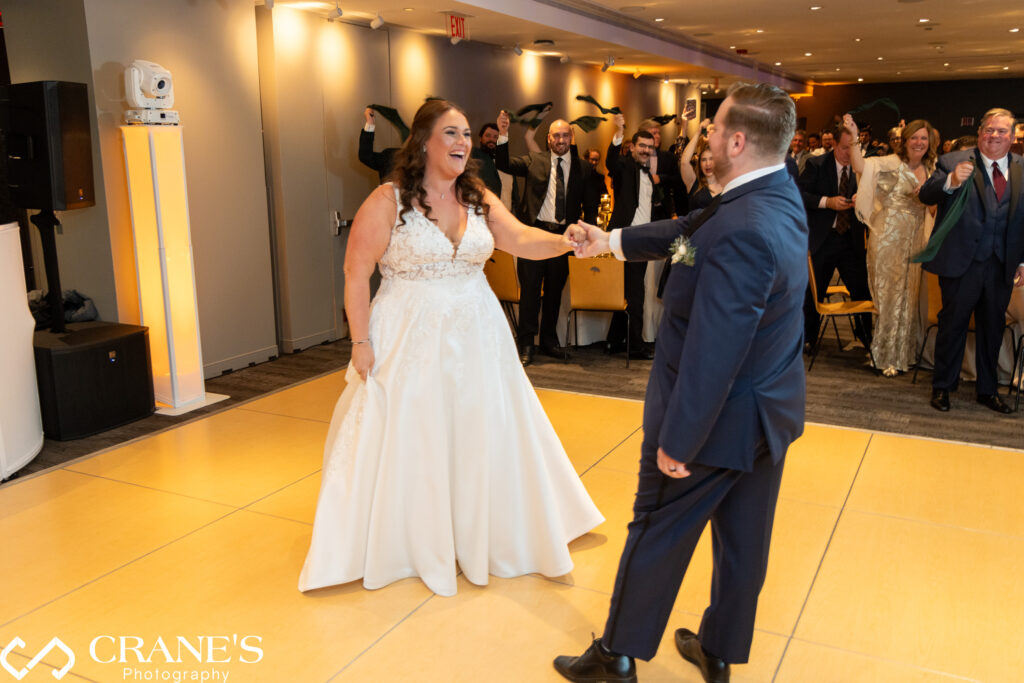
[7,329,1023,484]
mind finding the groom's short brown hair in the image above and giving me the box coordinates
[722,82,796,159]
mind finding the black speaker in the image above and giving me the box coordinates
[34,322,155,441]
[0,80,94,210]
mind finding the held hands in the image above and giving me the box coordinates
[351,342,374,381]
[497,110,511,136]
[949,160,974,189]
[571,221,611,258]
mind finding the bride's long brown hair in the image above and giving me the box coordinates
[390,99,489,227]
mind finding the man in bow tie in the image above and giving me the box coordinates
[603,115,660,360]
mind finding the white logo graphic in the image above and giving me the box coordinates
[0,637,75,680]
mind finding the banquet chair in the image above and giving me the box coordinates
[912,271,1017,388]
[807,253,877,371]
[483,249,519,336]
[566,256,630,367]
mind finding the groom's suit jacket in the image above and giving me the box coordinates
[620,167,807,471]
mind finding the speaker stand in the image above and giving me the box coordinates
[30,208,65,333]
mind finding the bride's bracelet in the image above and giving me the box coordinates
[352,339,370,345]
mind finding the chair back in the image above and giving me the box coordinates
[568,257,627,311]
[483,249,519,303]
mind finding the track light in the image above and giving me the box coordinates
[333,2,342,17]
[265,0,273,9]
[559,55,569,64]
[451,35,462,45]
[513,43,523,56]
[633,69,641,79]
[370,11,383,29]
[601,55,614,72]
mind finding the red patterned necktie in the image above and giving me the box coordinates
[992,162,1006,201]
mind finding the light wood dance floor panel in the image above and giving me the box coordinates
[0,371,1017,682]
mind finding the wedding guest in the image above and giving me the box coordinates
[847,114,937,376]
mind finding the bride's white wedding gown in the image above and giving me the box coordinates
[298,187,604,597]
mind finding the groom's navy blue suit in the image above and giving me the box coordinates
[601,166,808,662]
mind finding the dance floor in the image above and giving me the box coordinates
[2,371,1021,682]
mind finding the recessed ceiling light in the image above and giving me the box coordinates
[854,37,862,42]
[775,61,782,66]
[919,18,929,23]
[403,7,413,11]
[1011,28,1021,33]
[857,77,864,82]
[654,17,664,22]
[1004,66,1011,70]
[809,5,822,9]
[877,56,884,60]
[835,67,841,71]
[943,62,950,66]
[729,45,736,49]
[755,29,764,33]
[896,71,902,75]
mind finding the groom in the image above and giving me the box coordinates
[554,82,808,683]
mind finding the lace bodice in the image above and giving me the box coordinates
[378,185,494,281]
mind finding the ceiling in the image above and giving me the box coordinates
[259,0,1024,91]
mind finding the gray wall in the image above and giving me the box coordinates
[5,0,278,376]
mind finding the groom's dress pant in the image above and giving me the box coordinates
[601,438,784,662]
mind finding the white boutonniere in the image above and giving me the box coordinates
[669,235,696,266]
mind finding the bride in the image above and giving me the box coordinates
[298,100,604,597]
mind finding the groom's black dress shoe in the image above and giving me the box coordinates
[518,344,535,367]
[675,629,730,683]
[977,393,1013,414]
[553,638,636,683]
[930,388,950,412]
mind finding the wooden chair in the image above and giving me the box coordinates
[483,249,519,336]
[566,257,630,366]
[807,253,877,371]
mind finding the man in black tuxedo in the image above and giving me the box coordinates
[473,122,504,196]
[918,107,1024,413]
[495,111,598,365]
[358,108,399,182]
[605,116,659,359]
[639,118,682,220]
[555,81,808,683]
[799,125,873,350]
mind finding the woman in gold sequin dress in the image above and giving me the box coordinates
[846,114,938,376]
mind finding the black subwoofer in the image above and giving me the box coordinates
[34,322,154,441]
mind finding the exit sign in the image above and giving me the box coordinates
[447,14,466,40]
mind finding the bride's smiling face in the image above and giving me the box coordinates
[425,109,473,179]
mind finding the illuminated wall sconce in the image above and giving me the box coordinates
[120,125,228,415]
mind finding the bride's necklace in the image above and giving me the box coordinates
[427,183,454,201]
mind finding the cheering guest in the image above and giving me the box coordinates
[359,107,400,182]
[846,114,937,376]
[918,108,1024,413]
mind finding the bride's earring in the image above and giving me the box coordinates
[422,145,426,152]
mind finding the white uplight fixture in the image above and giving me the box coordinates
[121,62,228,416]
[370,11,383,29]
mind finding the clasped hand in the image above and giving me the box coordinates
[563,222,612,258]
